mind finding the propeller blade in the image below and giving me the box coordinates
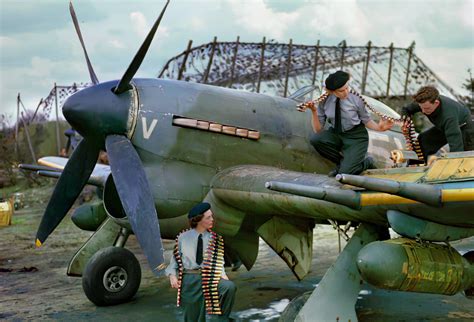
[114,0,170,94]
[69,1,99,85]
[105,135,165,274]
[36,139,100,246]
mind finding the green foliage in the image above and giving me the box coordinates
[461,69,474,111]
[0,120,69,189]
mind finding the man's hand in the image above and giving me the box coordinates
[169,275,180,289]
[221,275,229,280]
[297,100,317,112]
[378,118,394,131]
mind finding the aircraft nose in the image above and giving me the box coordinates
[63,81,133,139]
[62,88,88,132]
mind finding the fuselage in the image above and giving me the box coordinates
[124,78,405,218]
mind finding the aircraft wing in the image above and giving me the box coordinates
[207,151,474,280]
[20,156,111,187]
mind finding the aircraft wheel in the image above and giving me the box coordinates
[82,246,141,306]
[278,291,312,322]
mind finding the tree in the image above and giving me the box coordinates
[461,69,474,112]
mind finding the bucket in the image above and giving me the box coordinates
[0,200,13,226]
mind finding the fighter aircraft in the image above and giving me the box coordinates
[20,1,474,321]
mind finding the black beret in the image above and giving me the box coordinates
[188,202,211,219]
[325,71,350,91]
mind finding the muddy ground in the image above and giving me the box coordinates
[1,184,474,321]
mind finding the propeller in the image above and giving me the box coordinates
[69,1,99,85]
[36,139,100,246]
[114,0,170,94]
[36,1,171,273]
[106,135,165,272]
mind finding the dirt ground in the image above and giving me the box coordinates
[1,184,474,321]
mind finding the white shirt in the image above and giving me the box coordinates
[317,92,371,132]
[165,229,227,278]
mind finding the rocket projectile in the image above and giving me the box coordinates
[265,180,361,209]
[336,174,441,206]
[357,238,474,296]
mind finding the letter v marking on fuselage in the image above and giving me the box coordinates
[142,117,158,139]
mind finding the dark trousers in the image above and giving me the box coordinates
[310,124,369,175]
[181,274,236,322]
[418,123,474,160]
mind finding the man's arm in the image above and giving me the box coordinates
[311,107,323,133]
[355,96,393,132]
[298,101,324,133]
[365,119,394,132]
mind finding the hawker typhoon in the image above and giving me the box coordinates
[21,1,474,321]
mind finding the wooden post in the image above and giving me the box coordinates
[361,41,372,94]
[311,40,320,86]
[256,37,266,93]
[31,98,43,123]
[15,93,20,156]
[178,40,193,80]
[54,83,61,155]
[320,60,326,87]
[203,36,217,84]
[20,112,36,164]
[340,40,346,69]
[18,96,29,121]
[386,43,394,97]
[283,38,293,98]
[404,41,415,98]
[228,36,240,88]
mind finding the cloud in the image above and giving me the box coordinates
[190,17,206,31]
[304,0,370,43]
[355,0,473,49]
[227,0,299,39]
[1,0,472,119]
[459,0,474,28]
[416,47,473,90]
[130,11,169,42]
[108,39,126,49]
[131,11,149,39]
[0,0,103,36]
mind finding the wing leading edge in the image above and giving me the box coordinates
[20,156,111,187]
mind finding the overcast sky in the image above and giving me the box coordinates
[1,0,473,122]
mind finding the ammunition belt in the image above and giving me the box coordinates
[401,115,424,162]
[349,90,424,162]
[174,228,189,307]
[173,229,225,315]
[201,231,225,315]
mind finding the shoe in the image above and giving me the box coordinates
[364,156,377,170]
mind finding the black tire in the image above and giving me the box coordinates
[278,291,312,322]
[82,246,141,306]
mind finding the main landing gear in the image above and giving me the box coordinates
[81,227,141,306]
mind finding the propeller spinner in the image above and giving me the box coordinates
[36,0,171,274]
